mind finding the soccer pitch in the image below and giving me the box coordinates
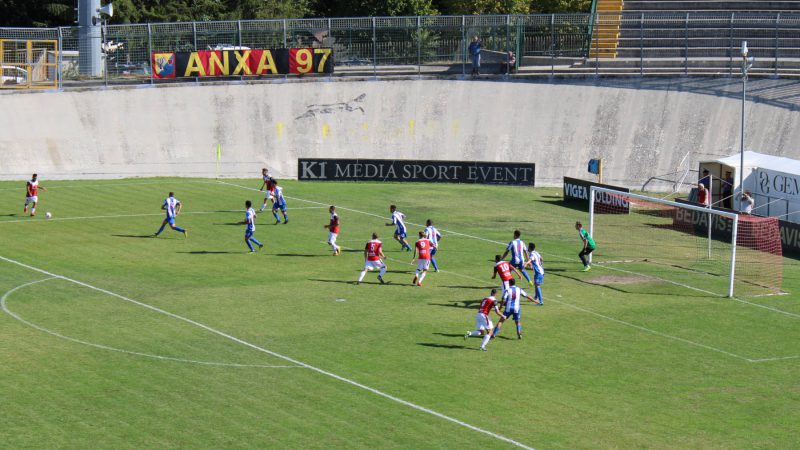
[1,178,799,449]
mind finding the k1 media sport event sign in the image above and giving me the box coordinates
[298,159,535,186]
[152,48,333,78]
[563,177,630,213]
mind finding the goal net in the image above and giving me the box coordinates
[589,187,783,297]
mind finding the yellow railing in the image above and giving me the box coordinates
[589,0,624,59]
[0,39,58,89]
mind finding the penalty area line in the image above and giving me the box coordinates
[216,181,797,363]
[0,254,535,450]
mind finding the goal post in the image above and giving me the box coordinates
[589,186,782,298]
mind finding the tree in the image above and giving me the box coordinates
[435,0,530,15]
[530,0,592,13]
[313,0,437,18]
[0,0,73,27]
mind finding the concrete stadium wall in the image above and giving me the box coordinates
[1,77,799,188]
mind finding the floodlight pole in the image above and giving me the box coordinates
[739,41,750,213]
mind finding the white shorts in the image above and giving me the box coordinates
[475,313,493,331]
[25,195,38,203]
[363,260,384,271]
[501,280,511,291]
[328,232,338,245]
[416,259,430,271]
[265,191,274,200]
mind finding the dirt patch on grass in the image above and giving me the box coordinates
[588,275,652,285]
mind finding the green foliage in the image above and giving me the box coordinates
[530,0,593,13]
[0,0,593,27]
[314,0,437,18]
[0,0,73,27]
[437,0,531,15]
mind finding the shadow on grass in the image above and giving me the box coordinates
[275,253,327,258]
[178,250,241,254]
[432,332,512,341]
[537,198,587,213]
[309,278,402,286]
[440,285,496,290]
[112,234,157,239]
[428,300,483,309]
[416,342,474,350]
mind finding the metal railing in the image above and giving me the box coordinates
[1,11,800,89]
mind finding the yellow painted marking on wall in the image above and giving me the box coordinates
[275,122,284,139]
[322,124,331,138]
[408,119,415,135]
[451,121,460,135]
[361,122,370,141]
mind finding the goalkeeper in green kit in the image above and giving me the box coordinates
[575,221,596,272]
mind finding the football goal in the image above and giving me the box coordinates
[589,186,783,298]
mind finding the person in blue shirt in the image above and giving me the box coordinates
[241,200,264,253]
[154,192,187,237]
[468,36,481,76]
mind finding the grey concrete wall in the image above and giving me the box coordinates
[1,78,799,188]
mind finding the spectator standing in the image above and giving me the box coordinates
[699,169,711,190]
[468,36,481,76]
[741,191,755,214]
[722,171,734,209]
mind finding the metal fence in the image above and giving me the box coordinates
[1,12,799,89]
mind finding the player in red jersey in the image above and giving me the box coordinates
[23,173,46,217]
[324,205,341,256]
[358,232,387,284]
[464,289,503,351]
[258,168,277,212]
[492,254,522,291]
[411,231,432,286]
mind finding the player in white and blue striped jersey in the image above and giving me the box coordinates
[385,205,411,251]
[424,219,442,272]
[501,229,532,286]
[526,242,544,305]
[242,200,264,253]
[154,192,187,237]
[491,279,540,340]
[271,182,288,224]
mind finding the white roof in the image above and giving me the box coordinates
[711,151,800,176]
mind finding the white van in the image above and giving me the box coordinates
[1,66,28,85]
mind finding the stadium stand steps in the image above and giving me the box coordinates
[603,0,800,62]
[624,1,800,12]
[589,0,625,58]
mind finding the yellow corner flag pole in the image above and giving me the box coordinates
[215,144,221,179]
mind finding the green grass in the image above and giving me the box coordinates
[1,178,799,449]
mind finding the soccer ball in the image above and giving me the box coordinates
[45,212,52,219]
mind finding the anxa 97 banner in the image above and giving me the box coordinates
[151,48,333,78]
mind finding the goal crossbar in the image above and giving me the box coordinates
[589,186,739,297]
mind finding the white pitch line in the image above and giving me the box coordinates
[0,180,173,191]
[0,255,535,450]
[748,355,800,363]
[728,297,800,320]
[0,207,327,225]
[1,278,302,369]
